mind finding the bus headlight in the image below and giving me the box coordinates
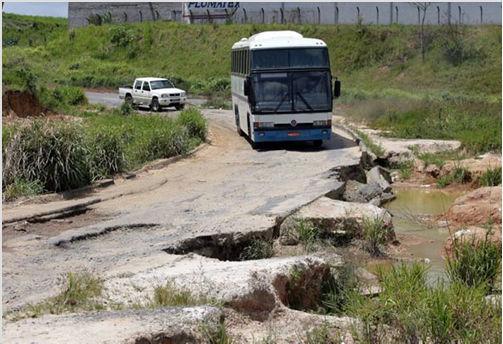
[313,120,332,127]
[254,122,275,129]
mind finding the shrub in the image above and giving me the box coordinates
[446,230,501,291]
[52,86,87,106]
[3,121,91,192]
[109,25,138,48]
[3,178,44,201]
[436,166,471,188]
[295,220,320,250]
[177,108,207,142]
[479,167,502,186]
[119,101,133,116]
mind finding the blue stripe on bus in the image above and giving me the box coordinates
[252,128,331,142]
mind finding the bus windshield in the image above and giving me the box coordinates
[252,48,329,70]
[251,71,331,113]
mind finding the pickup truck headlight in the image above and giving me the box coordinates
[181,91,186,97]
[254,122,274,129]
[161,94,169,98]
[313,120,332,127]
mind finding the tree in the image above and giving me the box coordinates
[412,2,431,62]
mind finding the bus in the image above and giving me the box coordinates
[231,30,340,148]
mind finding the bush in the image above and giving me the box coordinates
[177,108,207,142]
[239,240,274,260]
[52,86,87,106]
[446,230,501,291]
[479,167,502,186]
[3,120,91,192]
[109,25,138,48]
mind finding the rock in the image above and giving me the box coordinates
[103,254,339,320]
[3,306,223,344]
[366,166,392,192]
[444,226,502,256]
[280,197,394,245]
[390,171,401,183]
[444,187,502,228]
[343,180,395,206]
[485,294,501,307]
[414,159,426,173]
[441,153,502,180]
[425,164,440,177]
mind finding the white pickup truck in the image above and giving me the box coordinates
[118,77,187,111]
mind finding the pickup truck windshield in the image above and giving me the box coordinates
[251,71,331,113]
[150,80,174,90]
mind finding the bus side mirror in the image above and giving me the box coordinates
[244,78,250,96]
[333,78,341,98]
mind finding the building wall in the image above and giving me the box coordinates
[68,2,502,28]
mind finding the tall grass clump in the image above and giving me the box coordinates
[239,239,274,260]
[86,128,126,180]
[446,231,501,291]
[151,281,218,308]
[3,120,91,192]
[176,108,207,142]
[362,217,390,256]
[3,178,44,201]
[344,263,501,343]
[479,167,502,186]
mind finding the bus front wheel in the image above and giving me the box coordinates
[313,140,323,148]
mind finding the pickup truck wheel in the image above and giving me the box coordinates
[125,94,133,105]
[150,98,161,112]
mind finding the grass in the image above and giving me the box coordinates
[417,149,466,168]
[446,228,501,291]
[11,272,104,320]
[239,239,274,261]
[436,166,471,188]
[354,129,385,157]
[393,160,413,180]
[479,167,502,187]
[202,322,234,344]
[361,217,390,256]
[344,263,502,343]
[3,178,44,201]
[2,108,207,197]
[152,281,217,308]
[295,219,321,251]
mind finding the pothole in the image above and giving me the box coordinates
[164,230,276,261]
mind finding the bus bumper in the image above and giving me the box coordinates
[252,128,331,142]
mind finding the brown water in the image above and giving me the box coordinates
[384,187,462,280]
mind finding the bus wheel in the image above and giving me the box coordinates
[313,140,323,148]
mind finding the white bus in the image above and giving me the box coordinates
[231,31,340,148]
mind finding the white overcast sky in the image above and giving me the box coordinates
[3,2,68,17]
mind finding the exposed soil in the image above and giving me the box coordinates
[2,90,47,117]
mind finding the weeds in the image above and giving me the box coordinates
[176,107,207,142]
[152,281,205,307]
[295,220,320,251]
[436,166,471,188]
[321,265,358,315]
[14,272,104,319]
[304,323,339,344]
[479,167,502,186]
[3,178,44,201]
[361,217,390,256]
[418,150,465,168]
[355,129,385,157]
[446,229,501,291]
[202,322,234,344]
[394,160,413,180]
[239,240,274,260]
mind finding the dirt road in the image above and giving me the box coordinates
[3,108,360,311]
[85,90,207,109]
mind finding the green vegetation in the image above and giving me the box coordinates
[417,149,466,168]
[152,281,216,307]
[354,129,385,157]
[436,166,471,188]
[202,322,234,344]
[344,263,501,343]
[446,230,501,291]
[2,108,207,196]
[13,272,104,319]
[479,167,502,187]
[361,217,390,256]
[295,219,321,251]
[239,239,274,261]
[394,160,413,180]
[304,323,339,344]
[3,178,44,201]
[2,13,66,47]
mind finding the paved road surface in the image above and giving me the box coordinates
[3,105,360,311]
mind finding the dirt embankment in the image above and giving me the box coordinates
[2,90,47,118]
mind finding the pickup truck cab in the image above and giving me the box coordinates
[119,77,187,111]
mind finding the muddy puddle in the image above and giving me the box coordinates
[384,187,463,281]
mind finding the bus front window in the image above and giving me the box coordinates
[251,73,291,112]
[251,71,331,113]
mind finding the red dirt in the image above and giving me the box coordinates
[2,90,47,118]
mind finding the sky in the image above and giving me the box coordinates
[3,2,68,17]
